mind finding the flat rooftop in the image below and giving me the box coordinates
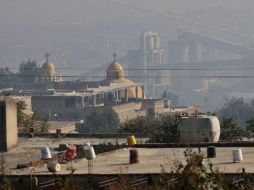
[3,137,254,176]
[14,83,143,97]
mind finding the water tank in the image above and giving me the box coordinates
[177,116,220,143]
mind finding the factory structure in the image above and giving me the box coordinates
[126,31,170,97]
[117,30,254,110]
[80,30,254,111]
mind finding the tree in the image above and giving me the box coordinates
[77,107,120,133]
[149,114,179,143]
[39,117,50,132]
[118,116,153,134]
[17,100,27,128]
[245,118,254,134]
[220,117,249,141]
[18,59,38,83]
[119,114,180,143]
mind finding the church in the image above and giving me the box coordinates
[31,53,166,121]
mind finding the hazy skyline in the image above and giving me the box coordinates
[1,0,254,68]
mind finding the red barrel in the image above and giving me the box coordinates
[65,145,77,160]
[129,149,139,164]
[56,129,62,137]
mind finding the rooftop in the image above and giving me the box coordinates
[7,82,143,97]
[3,137,254,176]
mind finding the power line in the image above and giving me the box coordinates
[2,74,254,79]
[102,0,254,40]
[6,67,254,71]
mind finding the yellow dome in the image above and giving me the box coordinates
[41,61,55,81]
[107,61,125,81]
[42,62,55,71]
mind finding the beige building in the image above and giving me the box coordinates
[0,98,18,152]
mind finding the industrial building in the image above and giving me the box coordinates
[126,31,170,97]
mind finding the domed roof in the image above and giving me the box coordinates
[107,61,124,72]
[40,52,56,81]
[42,61,55,70]
[107,53,126,82]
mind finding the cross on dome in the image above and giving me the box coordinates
[45,52,50,63]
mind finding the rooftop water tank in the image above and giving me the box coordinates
[177,115,220,143]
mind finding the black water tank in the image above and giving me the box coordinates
[207,146,216,158]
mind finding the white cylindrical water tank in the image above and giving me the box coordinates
[41,147,52,159]
[84,145,96,160]
[232,149,243,163]
[177,116,220,143]
[47,161,61,172]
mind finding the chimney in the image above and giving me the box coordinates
[0,98,18,152]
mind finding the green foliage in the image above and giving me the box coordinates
[118,116,154,134]
[17,100,27,128]
[245,119,254,133]
[76,107,120,133]
[39,117,50,132]
[157,149,225,190]
[220,117,249,141]
[119,114,179,143]
[17,101,49,133]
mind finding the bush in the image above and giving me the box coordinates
[119,114,179,143]
[220,117,249,141]
[77,107,120,133]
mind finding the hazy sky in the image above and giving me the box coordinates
[1,0,254,68]
[1,0,253,29]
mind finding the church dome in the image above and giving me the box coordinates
[105,53,145,99]
[106,53,127,81]
[107,61,125,81]
[41,62,55,81]
[39,52,56,81]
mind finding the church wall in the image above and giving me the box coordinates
[112,102,146,122]
[32,96,65,118]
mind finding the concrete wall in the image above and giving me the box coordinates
[32,95,167,122]
[113,102,146,122]
[141,99,165,117]
[0,98,18,152]
[6,99,18,151]
[32,96,65,118]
